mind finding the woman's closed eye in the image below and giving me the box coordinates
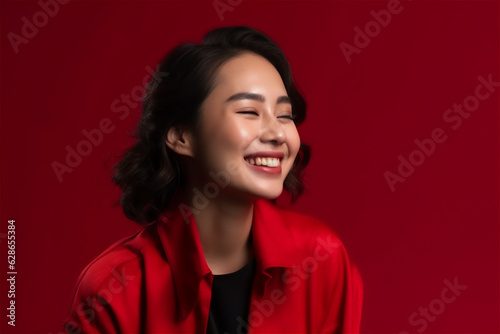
[278,114,296,121]
[236,110,259,116]
[237,110,296,121]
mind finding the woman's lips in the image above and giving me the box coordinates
[245,161,282,174]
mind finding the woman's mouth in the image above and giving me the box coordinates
[243,152,284,174]
[244,157,280,167]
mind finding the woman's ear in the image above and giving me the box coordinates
[165,126,195,158]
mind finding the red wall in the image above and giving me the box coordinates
[1,1,498,333]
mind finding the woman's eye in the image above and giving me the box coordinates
[278,114,296,121]
[236,111,259,116]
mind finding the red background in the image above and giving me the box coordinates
[1,1,498,333]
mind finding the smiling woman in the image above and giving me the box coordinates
[191,52,302,202]
[64,26,363,334]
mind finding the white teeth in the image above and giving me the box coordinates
[245,157,281,167]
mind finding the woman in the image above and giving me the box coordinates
[64,26,363,334]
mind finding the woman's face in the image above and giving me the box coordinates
[192,52,301,200]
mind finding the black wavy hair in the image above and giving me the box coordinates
[113,26,311,224]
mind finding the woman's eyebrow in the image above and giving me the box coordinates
[224,92,292,105]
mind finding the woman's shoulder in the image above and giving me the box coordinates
[269,203,363,303]
[72,226,160,295]
[253,199,354,267]
[272,203,346,248]
[65,226,169,331]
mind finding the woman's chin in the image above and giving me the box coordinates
[216,182,284,202]
[251,187,283,200]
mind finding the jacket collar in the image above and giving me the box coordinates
[156,198,303,321]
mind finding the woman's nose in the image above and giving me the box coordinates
[259,116,285,144]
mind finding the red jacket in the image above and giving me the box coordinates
[64,199,363,333]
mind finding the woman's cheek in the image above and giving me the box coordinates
[288,126,301,158]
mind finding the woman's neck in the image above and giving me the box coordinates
[186,191,255,275]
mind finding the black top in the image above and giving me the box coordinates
[206,257,257,334]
